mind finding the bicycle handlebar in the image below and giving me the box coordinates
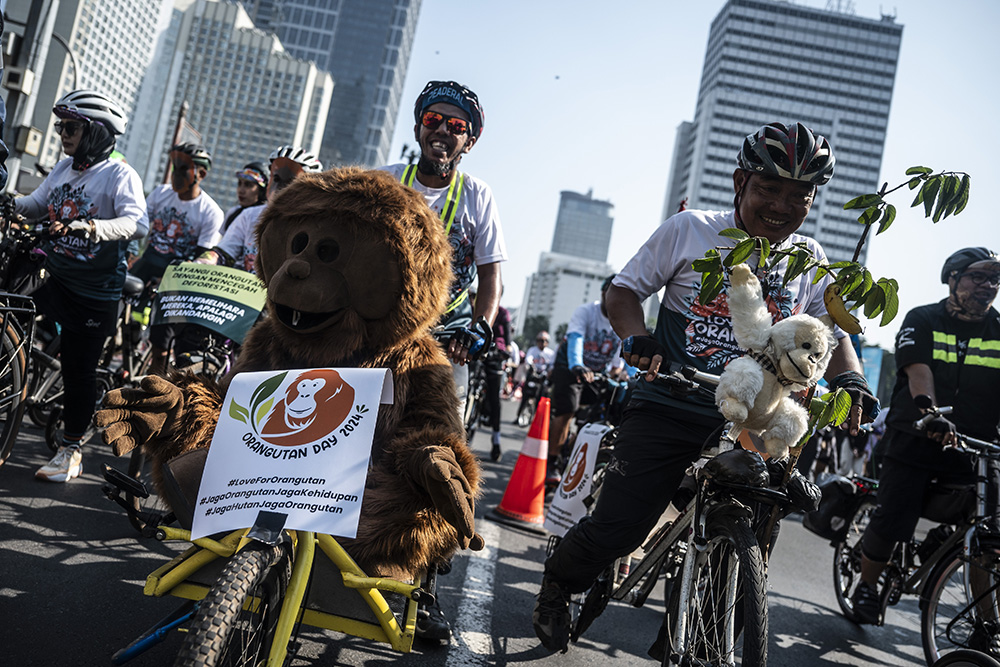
[913,405,1000,457]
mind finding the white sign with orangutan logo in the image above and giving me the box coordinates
[543,422,612,537]
[191,368,394,540]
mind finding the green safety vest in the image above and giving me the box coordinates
[400,165,468,314]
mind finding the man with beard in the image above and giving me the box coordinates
[379,81,507,642]
[848,247,1000,631]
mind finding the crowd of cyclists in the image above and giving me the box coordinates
[2,76,998,663]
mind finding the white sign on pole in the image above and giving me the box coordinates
[190,368,393,540]
[543,422,612,537]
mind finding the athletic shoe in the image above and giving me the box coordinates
[850,580,880,625]
[35,446,83,482]
[533,577,572,653]
[415,599,452,642]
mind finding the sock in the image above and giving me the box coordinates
[61,433,85,452]
[491,431,501,446]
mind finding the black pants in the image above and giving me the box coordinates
[543,399,722,593]
[483,357,505,432]
[32,278,118,440]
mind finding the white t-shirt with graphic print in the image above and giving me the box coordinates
[144,185,224,260]
[378,163,507,326]
[215,204,264,274]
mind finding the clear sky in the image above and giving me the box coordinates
[389,0,999,350]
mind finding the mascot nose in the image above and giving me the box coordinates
[286,258,311,280]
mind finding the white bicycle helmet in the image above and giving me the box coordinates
[269,145,323,172]
[53,89,128,135]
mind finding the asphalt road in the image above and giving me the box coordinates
[0,399,929,666]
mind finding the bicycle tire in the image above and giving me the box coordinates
[0,324,26,465]
[174,542,292,667]
[833,500,877,621]
[931,649,1000,667]
[26,336,62,427]
[921,534,1000,665]
[663,512,767,667]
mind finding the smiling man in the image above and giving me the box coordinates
[379,80,507,642]
[534,122,879,654]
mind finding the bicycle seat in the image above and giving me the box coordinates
[161,448,209,530]
[123,274,145,298]
[701,449,769,488]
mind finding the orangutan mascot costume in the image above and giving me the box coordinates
[96,167,483,579]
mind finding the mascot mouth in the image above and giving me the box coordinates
[273,303,344,331]
[784,353,810,382]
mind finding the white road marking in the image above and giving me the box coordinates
[447,520,499,666]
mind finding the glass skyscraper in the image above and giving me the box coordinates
[664,0,903,264]
[243,0,422,168]
[551,189,614,263]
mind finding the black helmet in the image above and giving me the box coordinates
[941,247,1000,283]
[601,273,616,292]
[737,122,835,185]
[413,80,485,139]
[171,143,212,170]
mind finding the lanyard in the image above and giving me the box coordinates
[400,165,469,313]
[400,165,464,235]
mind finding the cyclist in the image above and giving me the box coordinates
[198,145,321,272]
[131,143,224,374]
[14,89,147,482]
[547,275,626,484]
[533,122,879,652]
[222,161,268,232]
[379,80,507,642]
[849,247,1000,628]
[380,80,507,413]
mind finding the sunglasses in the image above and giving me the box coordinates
[54,121,86,136]
[420,110,471,135]
[960,271,1000,287]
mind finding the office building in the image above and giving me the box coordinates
[517,252,614,338]
[551,189,614,263]
[242,0,422,168]
[664,0,903,264]
[5,0,169,186]
[129,0,333,206]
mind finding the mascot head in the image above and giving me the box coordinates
[255,168,453,360]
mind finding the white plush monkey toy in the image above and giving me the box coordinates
[716,263,838,459]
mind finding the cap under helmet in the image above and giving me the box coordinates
[269,145,322,172]
[53,89,128,135]
[737,122,835,186]
[940,247,1000,283]
[414,80,485,139]
[236,161,268,189]
[170,142,212,170]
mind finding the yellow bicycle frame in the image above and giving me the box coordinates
[144,526,423,664]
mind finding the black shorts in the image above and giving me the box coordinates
[551,365,599,417]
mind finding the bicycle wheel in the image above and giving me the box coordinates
[174,542,292,667]
[921,534,1000,665]
[833,500,877,620]
[26,336,63,427]
[931,649,1000,667]
[464,386,482,442]
[664,513,767,667]
[0,324,26,466]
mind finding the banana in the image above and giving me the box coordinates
[824,283,863,335]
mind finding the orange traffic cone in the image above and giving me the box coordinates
[486,397,551,535]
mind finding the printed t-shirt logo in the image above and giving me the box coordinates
[236,369,355,447]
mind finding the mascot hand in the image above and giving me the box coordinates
[411,445,484,550]
[94,376,185,456]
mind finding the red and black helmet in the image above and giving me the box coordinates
[414,80,485,139]
[737,122,835,186]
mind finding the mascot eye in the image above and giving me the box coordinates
[317,239,340,263]
[291,232,309,254]
[802,342,812,350]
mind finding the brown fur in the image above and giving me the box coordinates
[142,168,479,579]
